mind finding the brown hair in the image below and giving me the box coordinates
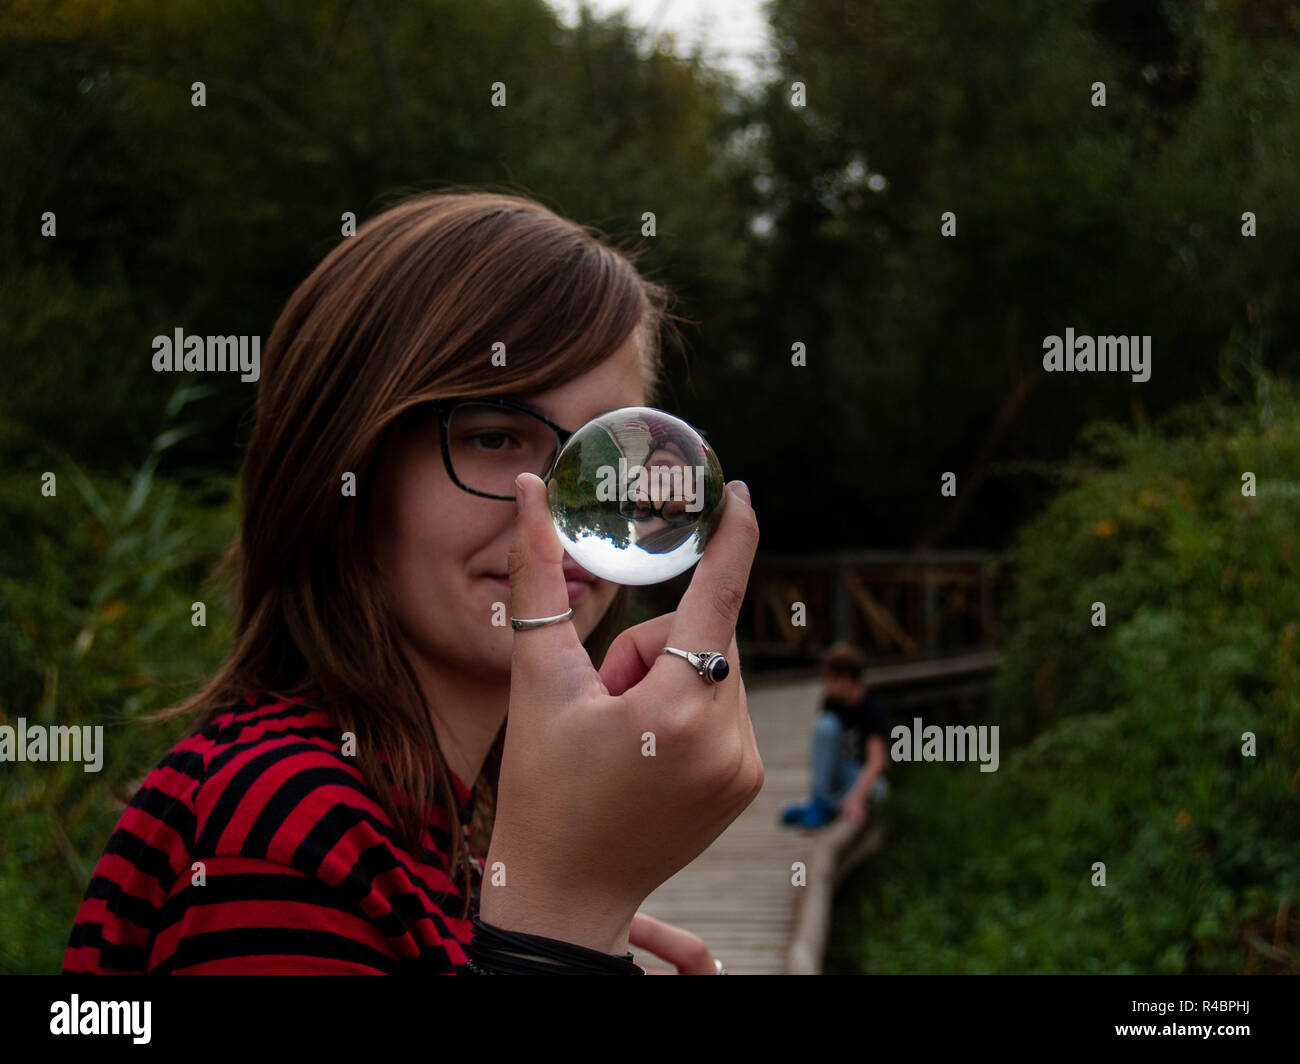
[819,641,866,681]
[151,187,686,918]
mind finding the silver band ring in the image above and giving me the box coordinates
[510,607,574,631]
[661,646,730,684]
[714,958,727,975]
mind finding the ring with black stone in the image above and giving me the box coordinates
[661,646,730,685]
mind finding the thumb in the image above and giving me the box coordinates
[507,472,590,683]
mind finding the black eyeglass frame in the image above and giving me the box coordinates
[619,493,699,528]
[429,396,712,502]
[431,396,575,501]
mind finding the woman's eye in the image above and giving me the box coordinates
[470,431,516,451]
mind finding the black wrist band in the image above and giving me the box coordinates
[470,914,643,974]
[469,914,645,974]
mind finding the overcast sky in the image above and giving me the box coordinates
[548,0,775,87]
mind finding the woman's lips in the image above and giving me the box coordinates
[486,575,590,604]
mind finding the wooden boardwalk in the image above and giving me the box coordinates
[636,675,823,974]
[634,652,1000,973]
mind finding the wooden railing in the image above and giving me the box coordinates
[744,550,1014,665]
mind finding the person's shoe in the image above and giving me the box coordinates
[780,796,842,828]
[780,799,812,825]
[797,796,839,828]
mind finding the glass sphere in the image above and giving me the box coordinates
[546,406,726,585]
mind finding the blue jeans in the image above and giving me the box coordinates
[812,711,888,806]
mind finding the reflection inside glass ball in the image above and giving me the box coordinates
[546,406,726,585]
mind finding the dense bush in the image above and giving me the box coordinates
[830,358,1300,973]
[0,395,236,973]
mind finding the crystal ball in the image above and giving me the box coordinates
[546,406,726,585]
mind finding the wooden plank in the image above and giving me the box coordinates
[638,676,821,974]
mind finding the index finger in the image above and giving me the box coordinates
[508,472,596,698]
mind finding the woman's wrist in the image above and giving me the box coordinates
[478,881,636,956]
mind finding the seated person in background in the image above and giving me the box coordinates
[781,641,889,829]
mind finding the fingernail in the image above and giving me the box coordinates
[515,474,526,515]
[730,481,751,507]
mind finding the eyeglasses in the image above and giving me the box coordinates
[431,396,574,501]
[620,494,697,528]
[429,396,710,501]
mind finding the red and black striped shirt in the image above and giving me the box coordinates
[63,693,481,974]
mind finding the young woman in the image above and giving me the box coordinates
[63,189,764,974]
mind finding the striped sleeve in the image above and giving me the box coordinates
[63,749,204,974]
[148,855,402,974]
[155,715,473,973]
[64,696,477,974]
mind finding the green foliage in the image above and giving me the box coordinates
[830,361,1300,973]
[0,392,236,973]
[741,0,1300,547]
[7,0,1300,556]
[0,0,758,475]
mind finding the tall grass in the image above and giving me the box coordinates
[0,386,236,972]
